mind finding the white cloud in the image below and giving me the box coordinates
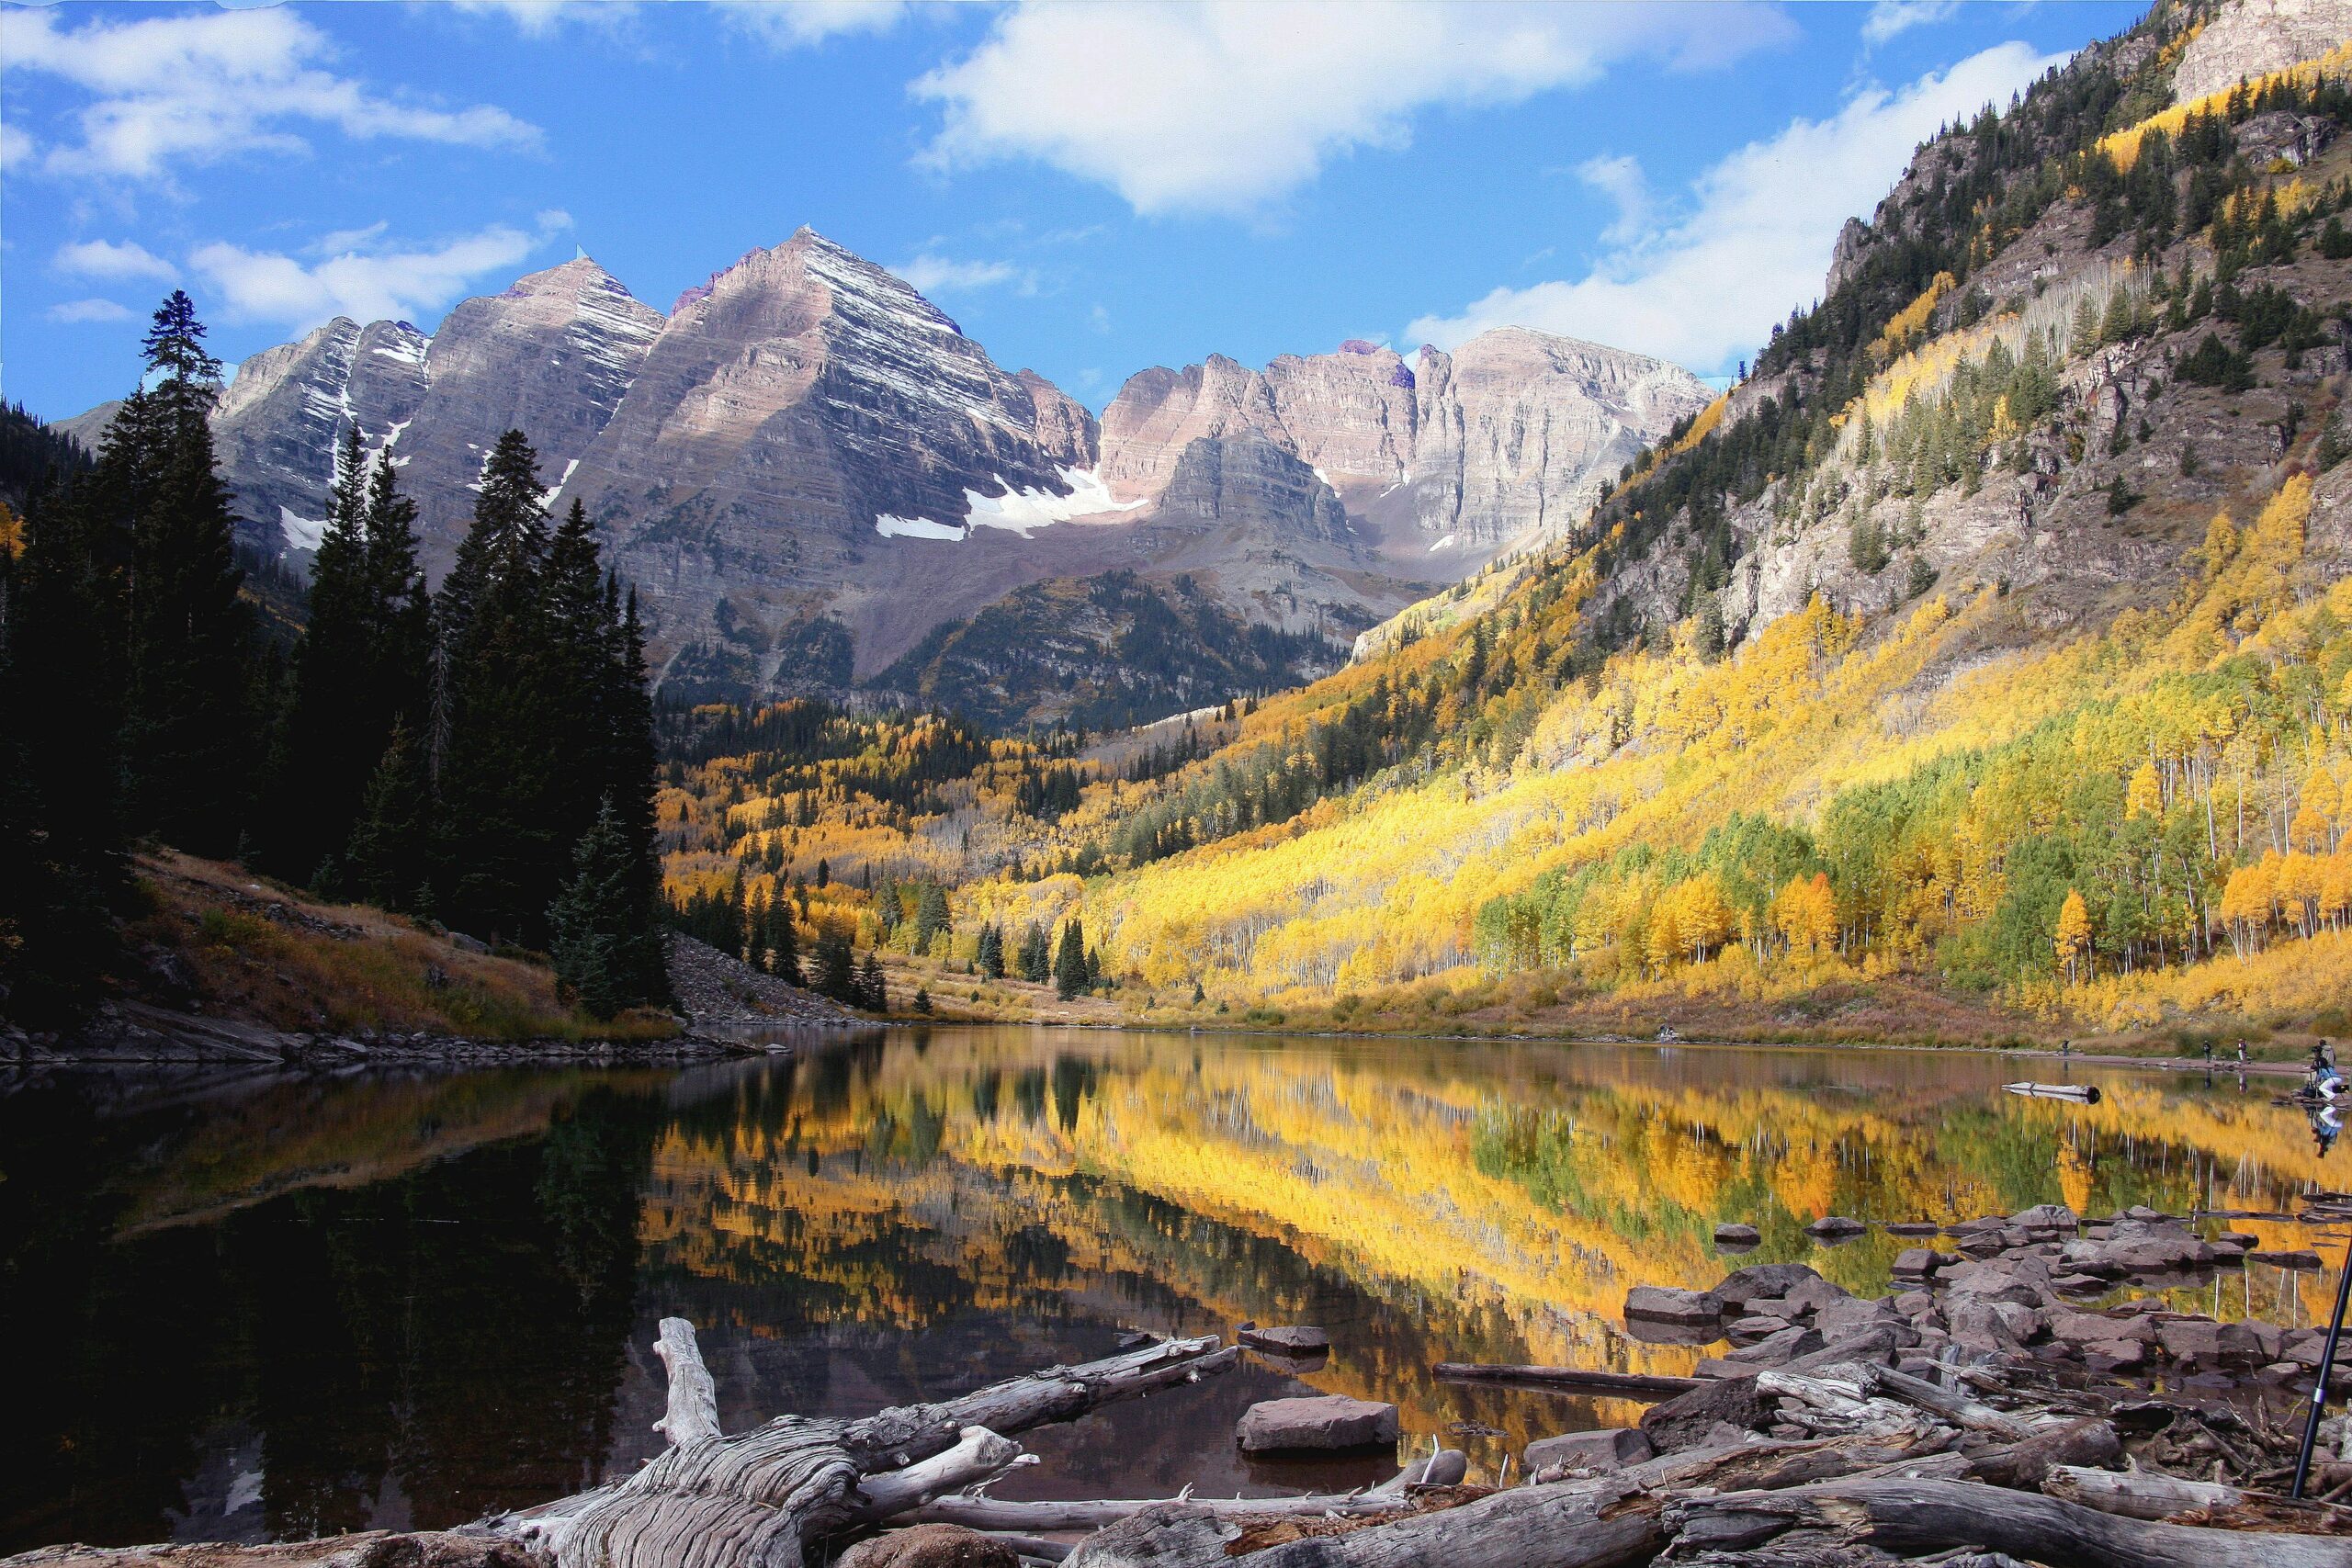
[1577,154,1651,247]
[914,1,1795,217]
[0,121,32,171]
[0,7,537,180]
[1863,1,1962,47]
[54,238,176,283]
[1405,42,2062,374]
[720,0,910,49]
[893,254,1033,295]
[188,212,572,330]
[48,299,135,324]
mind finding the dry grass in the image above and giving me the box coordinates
[131,852,677,1042]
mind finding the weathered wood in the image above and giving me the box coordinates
[905,1492,1408,1533]
[1668,1476,2352,1568]
[507,1331,1237,1568]
[1060,1481,1665,1568]
[1965,1417,2121,1490]
[1430,1362,1699,1399]
[1863,1362,2030,1440]
[2043,1465,2352,1533]
[1609,1426,1961,1495]
[650,1318,719,1449]
[850,1427,1029,1523]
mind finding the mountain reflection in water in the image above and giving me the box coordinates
[1,1028,2335,1553]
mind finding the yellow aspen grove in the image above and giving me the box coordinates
[2125,760,2164,819]
[2054,888,2092,986]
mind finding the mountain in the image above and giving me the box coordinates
[650,0,2352,1048]
[62,231,1703,724]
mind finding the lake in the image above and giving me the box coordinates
[2,1026,2339,1553]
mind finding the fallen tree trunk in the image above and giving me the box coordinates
[506,1323,1234,1568]
[1667,1475,2352,1568]
[2044,1465,2352,1533]
[905,1493,1413,1533]
[1430,1363,1698,1399]
[1061,1480,1667,1568]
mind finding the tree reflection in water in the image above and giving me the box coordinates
[0,1030,2333,1552]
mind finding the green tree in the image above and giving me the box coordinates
[547,796,669,1021]
[913,882,951,954]
[977,921,1005,979]
[343,718,434,913]
[260,430,431,885]
[119,292,256,856]
[1053,918,1088,999]
[766,893,801,985]
[0,473,126,1023]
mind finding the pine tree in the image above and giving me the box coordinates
[434,430,561,940]
[815,925,855,1001]
[1053,918,1087,999]
[0,473,127,1023]
[344,719,435,912]
[977,921,1005,979]
[260,427,429,884]
[745,886,771,971]
[767,893,801,986]
[1018,920,1049,983]
[859,951,888,1012]
[119,293,256,856]
[914,882,951,954]
[547,797,668,1021]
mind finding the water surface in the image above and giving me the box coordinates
[2,1027,2337,1552]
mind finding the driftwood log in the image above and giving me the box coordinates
[501,1322,1234,1568]
[1666,1475,2352,1568]
[1430,1363,1698,1399]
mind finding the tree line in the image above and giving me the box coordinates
[0,293,666,1024]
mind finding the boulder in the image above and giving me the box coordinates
[1640,1374,1773,1453]
[1890,1247,1943,1280]
[1804,1215,1867,1241]
[1814,1297,1902,1340]
[2008,1203,2079,1231]
[1387,1450,1469,1488]
[2097,1221,2213,1273]
[1524,1427,1653,1473]
[1236,1394,1397,1452]
[1783,1276,1853,1314]
[2082,1339,2149,1371]
[1238,1325,1329,1355]
[1716,1262,1821,1306]
[1893,1291,1937,1318]
[1624,1284,1725,1328]
[1723,1325,1825,1366]
[1884,1221,1942,1237]
[1713,1223,1761,1247]
[839,1525,1021,1568]
[1726,1314,1793,1346]
[2155,1318,2262,1370]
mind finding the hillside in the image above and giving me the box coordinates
[655,0,2352,1052]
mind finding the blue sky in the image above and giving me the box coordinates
[4,0,2143,423]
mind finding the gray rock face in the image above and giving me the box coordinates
[1624,1284,1726,1327]
[400,256,662,575]
[210,316,433,553]
[1639,1376,1771,1453]
[1524,1427,1653,1473]
[1235,1394,1397,1452]
[2171,0,2352,104]
[1099,328,1709,564]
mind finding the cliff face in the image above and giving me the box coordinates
[396,257,664,576]
[2171,0,2352,102]
[1098,330,1711,565]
